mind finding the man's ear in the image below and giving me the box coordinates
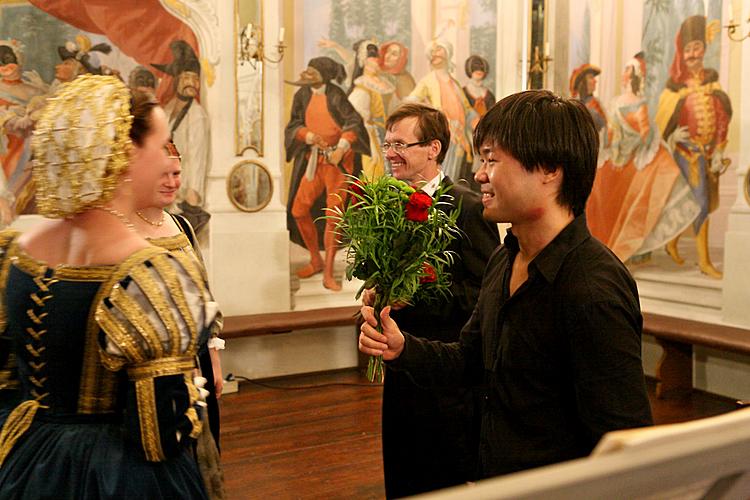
[541,164,562,184]
[429,139,442,161]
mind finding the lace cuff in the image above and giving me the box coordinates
[207,337,225,350]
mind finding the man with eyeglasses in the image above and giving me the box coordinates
[375,103,499,498]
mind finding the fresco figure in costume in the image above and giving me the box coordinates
[462,55,495,118]
[4,35,113,218]
[586,53,700,263]
[378,41,416,115]
[284,57,369,291]
[348,40,393,180]
[52,35,112,91]
[317,37,360,90]
[570,64,609,165]
[655,15,731,278]
[152,40,212,234]
[128,65,158,93]
[407,39,477,185]
[0,40,46,226]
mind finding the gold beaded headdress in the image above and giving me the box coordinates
[31,75,133,217]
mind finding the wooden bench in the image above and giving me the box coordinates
[644,312,750,399]
[222,305,361,339]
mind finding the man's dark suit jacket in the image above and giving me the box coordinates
[383,177,499,499]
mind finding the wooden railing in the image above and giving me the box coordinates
[222,305,360,339]
[644,312,750,399]
[221,307,750,400]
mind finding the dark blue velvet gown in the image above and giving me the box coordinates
[0,230,211,499]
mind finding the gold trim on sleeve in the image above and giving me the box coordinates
[126,357,195,380]
[127,263,181,356]
[150,255,198,353]
[134,378,165,462]
[108,284,165,359]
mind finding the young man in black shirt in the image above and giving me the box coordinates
[359,90,653,480]
[378,104,499,498]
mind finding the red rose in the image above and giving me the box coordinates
[348,180,366,207]
[349,180,365,198]
[420,262,437,283]
[405,192,432,222]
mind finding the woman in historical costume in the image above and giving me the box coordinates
[0,75,216,498]
[462,54,495,118]
[128,137,225,497]
[586,54,699,262]
[348,42,393,180]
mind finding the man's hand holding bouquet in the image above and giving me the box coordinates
[329,174,461,382]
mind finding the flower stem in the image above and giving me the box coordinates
[365,292,389,383]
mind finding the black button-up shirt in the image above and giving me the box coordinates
[393,214,653,479]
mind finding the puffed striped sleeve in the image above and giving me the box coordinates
[95,246,219,461]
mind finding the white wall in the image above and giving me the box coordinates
[202,0,750,383]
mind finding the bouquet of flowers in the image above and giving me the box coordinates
[329,174,461,382]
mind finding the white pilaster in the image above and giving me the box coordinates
[722,0,750,327]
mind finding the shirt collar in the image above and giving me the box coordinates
[505,214,591,283]
[417,171,445,197]
[311,84,327,95]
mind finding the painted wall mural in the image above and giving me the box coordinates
[568,0,731,279]
[0,0,212,234]
[285,0,497,294]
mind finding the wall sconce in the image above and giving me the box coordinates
[240,25,286,65]
[725,4,750,42]
[527,43,552,89]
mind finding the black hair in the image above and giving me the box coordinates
[0,46,18,66]
[473,90,598,215]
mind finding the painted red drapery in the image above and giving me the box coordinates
[29,0,200,104]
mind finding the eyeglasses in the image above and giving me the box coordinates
[380,140,429,154]
[164,141,181,160]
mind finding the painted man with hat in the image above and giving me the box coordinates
[407,39,477,186]
[54,35,111,88]
[153,40,211,233]
[570,63,608,145]
[655,15,731,278]
[284,56,369,291]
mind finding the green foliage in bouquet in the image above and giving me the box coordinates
[327,174,461,382]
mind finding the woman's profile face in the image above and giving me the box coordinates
[128,107,175,209]
[621,65,633,87]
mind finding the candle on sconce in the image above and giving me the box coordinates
[728,2,734,22]
[279,27,285,43]
[544,42,550,57]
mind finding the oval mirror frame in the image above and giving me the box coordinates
[744,169,750,207]
[227,159,273,212]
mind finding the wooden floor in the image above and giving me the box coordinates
[219,369,737,500]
